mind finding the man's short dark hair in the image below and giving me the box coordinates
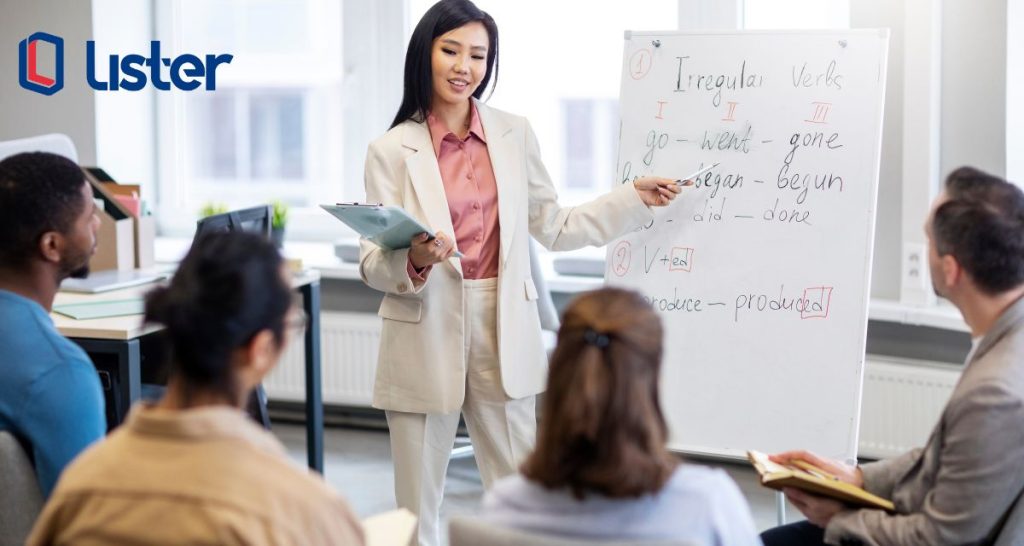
[0,152,87,269]
[932,166,1024,294]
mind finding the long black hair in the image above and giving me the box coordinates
[390,0,499,129]
[144,231,292,399]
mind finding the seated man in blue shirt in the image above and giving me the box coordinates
[0,152,105,497]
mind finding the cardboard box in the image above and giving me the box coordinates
[82,168,155,270]
[134,214,155,268]
[89,203,136,272]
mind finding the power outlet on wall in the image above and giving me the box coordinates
[901,241,935,305]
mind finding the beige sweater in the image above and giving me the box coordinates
[28,404,365,546]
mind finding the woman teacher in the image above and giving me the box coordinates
[358,1,684,543]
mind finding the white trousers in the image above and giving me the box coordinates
[386,277,536,546]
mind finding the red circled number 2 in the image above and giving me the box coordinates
[612,241,632,277]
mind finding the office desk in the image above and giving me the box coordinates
[52,270,325,473]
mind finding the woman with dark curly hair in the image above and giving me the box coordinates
[29,232,364,546]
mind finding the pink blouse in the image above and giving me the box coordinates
[408,103,501,280]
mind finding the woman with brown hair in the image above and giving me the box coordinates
[481,287,761,544]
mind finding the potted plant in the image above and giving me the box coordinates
[198,202,228,218]
[271,200,289,248]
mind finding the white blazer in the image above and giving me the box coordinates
[360,100,653,414]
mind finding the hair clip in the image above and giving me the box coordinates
[583,328,610,348]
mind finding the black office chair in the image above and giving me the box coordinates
[195,204,275,430]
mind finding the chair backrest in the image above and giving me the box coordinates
[448,516,698,546]
[0,133,78,163]
[528,238,560,333]
[0,431,44,546]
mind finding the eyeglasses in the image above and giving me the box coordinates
[286,310,308,334]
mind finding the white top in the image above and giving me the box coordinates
[481,465,763,545]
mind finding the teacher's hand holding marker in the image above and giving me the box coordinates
[674,162,719,187]
[633,176,685,206]
[632,162,718,206]
[627,162,722,208]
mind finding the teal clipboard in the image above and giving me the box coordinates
[53,298,145,320]
[320,204,464,257]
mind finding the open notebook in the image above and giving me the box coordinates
[747,450,895,512]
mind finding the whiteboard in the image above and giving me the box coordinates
[605,30,889,462]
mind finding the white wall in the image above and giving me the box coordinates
[850,0,1013,302]
[941,0,1007,178]
[0,0,97,163]
[1007,0,1023,184]
[850,0,904,300]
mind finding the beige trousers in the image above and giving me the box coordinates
[386,277,537,546]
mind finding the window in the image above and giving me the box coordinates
[151,0,404,240]
[409,0,678,204]
[185,90,307,196]
[562,98,618,190]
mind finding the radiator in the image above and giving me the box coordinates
[266,313,960,459]
[263,311,381,406]
[858,358,960,459]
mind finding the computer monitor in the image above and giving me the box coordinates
[194,205,272,240]
[190,203,275,430]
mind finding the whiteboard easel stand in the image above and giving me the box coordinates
[776,491,786,526]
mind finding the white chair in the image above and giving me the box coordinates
[530,239,561,334]
[0,431,44,546]
[0,133,78,163]
[448,516,698,546]
[450,239,559,460]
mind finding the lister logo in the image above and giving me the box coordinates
[17,32,233,95]
[87,41,233,91]
[19,32,64,95]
